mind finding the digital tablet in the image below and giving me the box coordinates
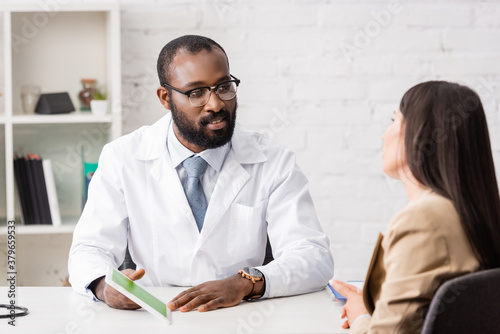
[328,280,364,301]
[105,266,172,324]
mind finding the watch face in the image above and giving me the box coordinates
[244,267,263,278]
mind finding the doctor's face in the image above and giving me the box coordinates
[382,108,406,179]
[158,48,237,153]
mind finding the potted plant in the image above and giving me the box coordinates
[90,87,108,116]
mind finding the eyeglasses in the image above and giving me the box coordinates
[163,75,241,107]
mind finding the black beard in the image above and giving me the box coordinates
[169,97,237,150]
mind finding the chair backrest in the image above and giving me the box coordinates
[118,245,136,270]
[421,267,500,334]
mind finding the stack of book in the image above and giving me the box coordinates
[13,153,61,226]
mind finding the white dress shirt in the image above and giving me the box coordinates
[166,118,230,204]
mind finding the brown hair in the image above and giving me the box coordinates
[400,81,500,269]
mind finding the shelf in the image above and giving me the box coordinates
[1,2,119,12]
[0,2,121,287]
[8,113,113,124]
[0,218,77,235]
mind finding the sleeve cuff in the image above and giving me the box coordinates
[253,266,272,298]
[84,276,106,302]
[350,314,371,333]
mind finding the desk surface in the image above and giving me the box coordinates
[0,286,349,334]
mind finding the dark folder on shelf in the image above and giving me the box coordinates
[14,157,33,224]
[26,158,42,224]
[32,159,52,225]
[14,154,56,225]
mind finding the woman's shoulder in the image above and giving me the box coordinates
[384,188,480,276]
[389,188,459,233]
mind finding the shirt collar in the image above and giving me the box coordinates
[167,118,230,172]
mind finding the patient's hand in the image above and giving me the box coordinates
[330,279,369,329]
[95,268,146,310]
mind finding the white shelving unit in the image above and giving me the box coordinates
[1,113,114,125]
[0,221,77,235]
[0,2,121,235]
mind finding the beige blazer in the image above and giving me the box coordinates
[350,189,480,334]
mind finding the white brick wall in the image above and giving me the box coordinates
[119,0,500,281]
[5,0,500,284]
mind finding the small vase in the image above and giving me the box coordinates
[90,99,108,116]
[78,79,97,111]
[20,85,41,114]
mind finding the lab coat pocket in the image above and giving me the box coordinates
[227,201,266,260]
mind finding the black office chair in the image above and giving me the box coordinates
[421,267,500,334]
[118,245,136,270]
[263,234,274,265]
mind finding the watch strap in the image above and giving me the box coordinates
[238,268,264,300]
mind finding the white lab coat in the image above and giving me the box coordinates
[69,113,334,299]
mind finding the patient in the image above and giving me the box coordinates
[331,81,500,333]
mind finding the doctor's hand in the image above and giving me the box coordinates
[330,279,369,329]
[168,274,255,312]
[95,268,146,310]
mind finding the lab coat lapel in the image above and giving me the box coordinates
[135,113,199,234]
[196,125,267,247]
[148,153,198,232]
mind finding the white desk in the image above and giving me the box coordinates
[0,287,349,334]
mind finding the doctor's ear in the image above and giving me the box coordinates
[156,86,171,110]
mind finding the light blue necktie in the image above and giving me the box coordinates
[182,156,208,232]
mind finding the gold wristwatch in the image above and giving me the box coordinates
[237,267,264,300]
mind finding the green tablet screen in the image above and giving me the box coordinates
[111,268,167,318]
